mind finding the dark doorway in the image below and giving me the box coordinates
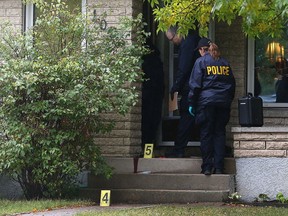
[142,2,200,154]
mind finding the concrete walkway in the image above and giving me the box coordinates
[15,204,155,216]
[15,203,228,216]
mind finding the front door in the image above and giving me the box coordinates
[142,2,200,150]
[160,42,200,147]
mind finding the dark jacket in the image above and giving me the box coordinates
[188,52,235,107]
[142,46,164,98]
[171,32,200,95]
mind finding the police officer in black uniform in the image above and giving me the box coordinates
[188,38,235,175]
[165,26,200,158]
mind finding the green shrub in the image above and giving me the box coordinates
[0,0,147,199]
[276,192,288,204]
[254,193,270,202]
[228,192,241,202]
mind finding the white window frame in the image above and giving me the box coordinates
[24,0,87,31]
[247,38,288,107]
[24,3,34,31]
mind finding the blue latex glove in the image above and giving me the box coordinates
[188,106,195,117]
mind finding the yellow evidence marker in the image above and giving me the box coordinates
[144,143,154,158]
[100,190,111,207]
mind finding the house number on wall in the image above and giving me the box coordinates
[93,9,107,30]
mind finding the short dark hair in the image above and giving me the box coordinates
[167,25,178,35]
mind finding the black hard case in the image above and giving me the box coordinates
[238,93,263,127]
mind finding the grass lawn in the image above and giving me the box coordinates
[2,200,288,216]
[76,203,288,216]
[0,199,94,216]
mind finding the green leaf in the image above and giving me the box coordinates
[0,0,144,199]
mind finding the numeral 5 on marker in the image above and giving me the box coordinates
[144,143,153,158]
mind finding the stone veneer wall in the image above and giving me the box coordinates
[0,0,22,30]
[87,0,143,157]
[232,127,288,202]
[233,127,288,158]
[214,18,246,149]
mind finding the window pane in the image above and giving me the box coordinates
[255,28,288,103]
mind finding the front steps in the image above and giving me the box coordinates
[79,157,235,204]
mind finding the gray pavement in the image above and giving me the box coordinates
[15,204,155,216]
[15,203,227,216]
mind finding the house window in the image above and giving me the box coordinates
[248,27,288,107]
[24,0,86,31]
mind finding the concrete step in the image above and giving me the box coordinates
[87,173,234,191]
[105,157,236,174]
[79,157,236,204]
[79,188,230,204]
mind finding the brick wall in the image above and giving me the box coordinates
[214,18,246,149]
[87,0,134,25]
[0,0,22,30]
[215,18,246,126]
[263,108,288,126]
[88,0,143,156]
[233,127,288,157]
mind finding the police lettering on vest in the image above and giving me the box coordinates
[206,66,230,76]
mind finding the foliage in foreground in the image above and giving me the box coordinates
[147,0,288,38]
[0,0,147,199]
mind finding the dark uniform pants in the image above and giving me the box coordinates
[196,105,230,172]
[173,92,195,155]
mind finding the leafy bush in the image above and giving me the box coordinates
[0,0,147,199]
[254,193,270,202]
[276,192,288,204]
[228,192,241,202]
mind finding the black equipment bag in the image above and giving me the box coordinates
[238,93,263,127]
